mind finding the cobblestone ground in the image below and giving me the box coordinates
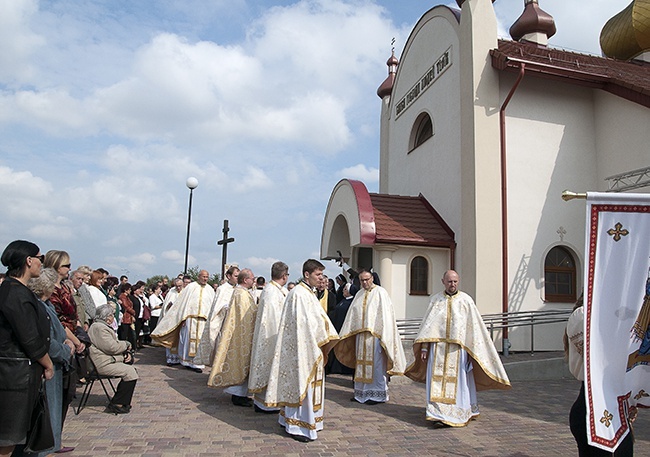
[62,347,649,456]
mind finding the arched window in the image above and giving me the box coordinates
[544,246,577,302]
[410,256,428,295]
[409,112,433,151]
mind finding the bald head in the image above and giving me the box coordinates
[238,268,255,289]
[442,270,459,295]
[197,270,210,286]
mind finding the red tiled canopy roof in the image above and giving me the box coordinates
[368,193,455,248]
[491,39,650,108]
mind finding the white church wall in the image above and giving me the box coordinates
[321,181,364,259]
[499,75,601,350]
[385,11,463,264]
[375,245,450,320]
[594,92,650,186]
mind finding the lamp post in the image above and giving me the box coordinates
[183,177,199,274]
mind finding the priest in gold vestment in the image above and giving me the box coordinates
[207,268,257,407]
[248,261,289,413]
[264,259,339,442]
[151,270,215,373]
[194,266,239,366]
[334,269,406,404]
[405,270,510,426]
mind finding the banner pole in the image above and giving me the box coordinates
[562,190,587,201]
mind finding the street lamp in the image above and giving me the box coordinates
[183,177,199,274]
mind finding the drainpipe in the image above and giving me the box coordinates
[499,62,525,356]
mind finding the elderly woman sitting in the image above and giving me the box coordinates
[88,304,138,414]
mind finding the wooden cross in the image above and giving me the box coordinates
[217,219,235,280]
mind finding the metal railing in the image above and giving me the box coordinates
[396,308,573,355]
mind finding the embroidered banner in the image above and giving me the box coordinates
[584,192,650,451]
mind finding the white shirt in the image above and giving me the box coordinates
[566,306,584,381]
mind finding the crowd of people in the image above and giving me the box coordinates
[0,240,174,456]
[0,238,517,451]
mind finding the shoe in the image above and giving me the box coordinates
[54,446,75,453]
[254,405,278,414]
[104,403,129,415]
[192,367,203,373]
[231,395,252,407]
[364,400,380,405]
[290,434,313,443]
[431,421,451,429]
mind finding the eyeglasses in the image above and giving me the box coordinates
[30,254,45,263]
[61,264,71,269]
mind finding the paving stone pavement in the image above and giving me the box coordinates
[62,346,649,456]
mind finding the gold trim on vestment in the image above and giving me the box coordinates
[354,288,375,383]
[426,413,480,427]
[410,338,510,387]
[428,341,460,405]
[279,410,324,429]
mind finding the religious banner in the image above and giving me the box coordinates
[584,192,650,452]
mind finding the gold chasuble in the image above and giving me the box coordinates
[264,281,339,408]
[319,289,329,313]
[207,287,258,388]
[405,291,510,398]
[248,281,287,396]
[333,285,406,381]
[151,281,215,355]
[194,282,234,366]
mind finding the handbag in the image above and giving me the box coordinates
[24,378,55,453]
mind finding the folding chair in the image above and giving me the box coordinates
[74,356,120,415]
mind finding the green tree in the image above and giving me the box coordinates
[184,266,220,286]
[145,274,171,290]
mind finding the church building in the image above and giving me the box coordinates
[320,0,650,350]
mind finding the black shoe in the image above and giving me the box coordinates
[192,367,203,373]
[431,421,451,429]
[231,395,252,407]
[365,400,380,405]
[104,403,129,415]
[254,404,278,414]
[290,434,313,443]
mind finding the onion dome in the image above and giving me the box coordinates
[456,0,495,7]
[600,0,650,61]
[509,0,556,46]
[377,50,399,99]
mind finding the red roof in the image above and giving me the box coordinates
[368,193,455,248]
[491,40,650,108]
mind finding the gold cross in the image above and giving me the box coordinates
[600,410,614,427]
[635,389,649,400]
[607,222,629,241]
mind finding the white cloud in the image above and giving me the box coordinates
[0,0,44,84]
[338,164,379,183]
[0,166,56,222]
[244,256,281,274]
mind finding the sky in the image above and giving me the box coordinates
[0,0,631,283]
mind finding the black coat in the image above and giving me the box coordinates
[130,293,142,319]
[0,277,51,444]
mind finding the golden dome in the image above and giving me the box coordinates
[600,0,650,60]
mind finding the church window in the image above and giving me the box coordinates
[544,246,577,302]
[409,112,433,151]
[410,256,428,295]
